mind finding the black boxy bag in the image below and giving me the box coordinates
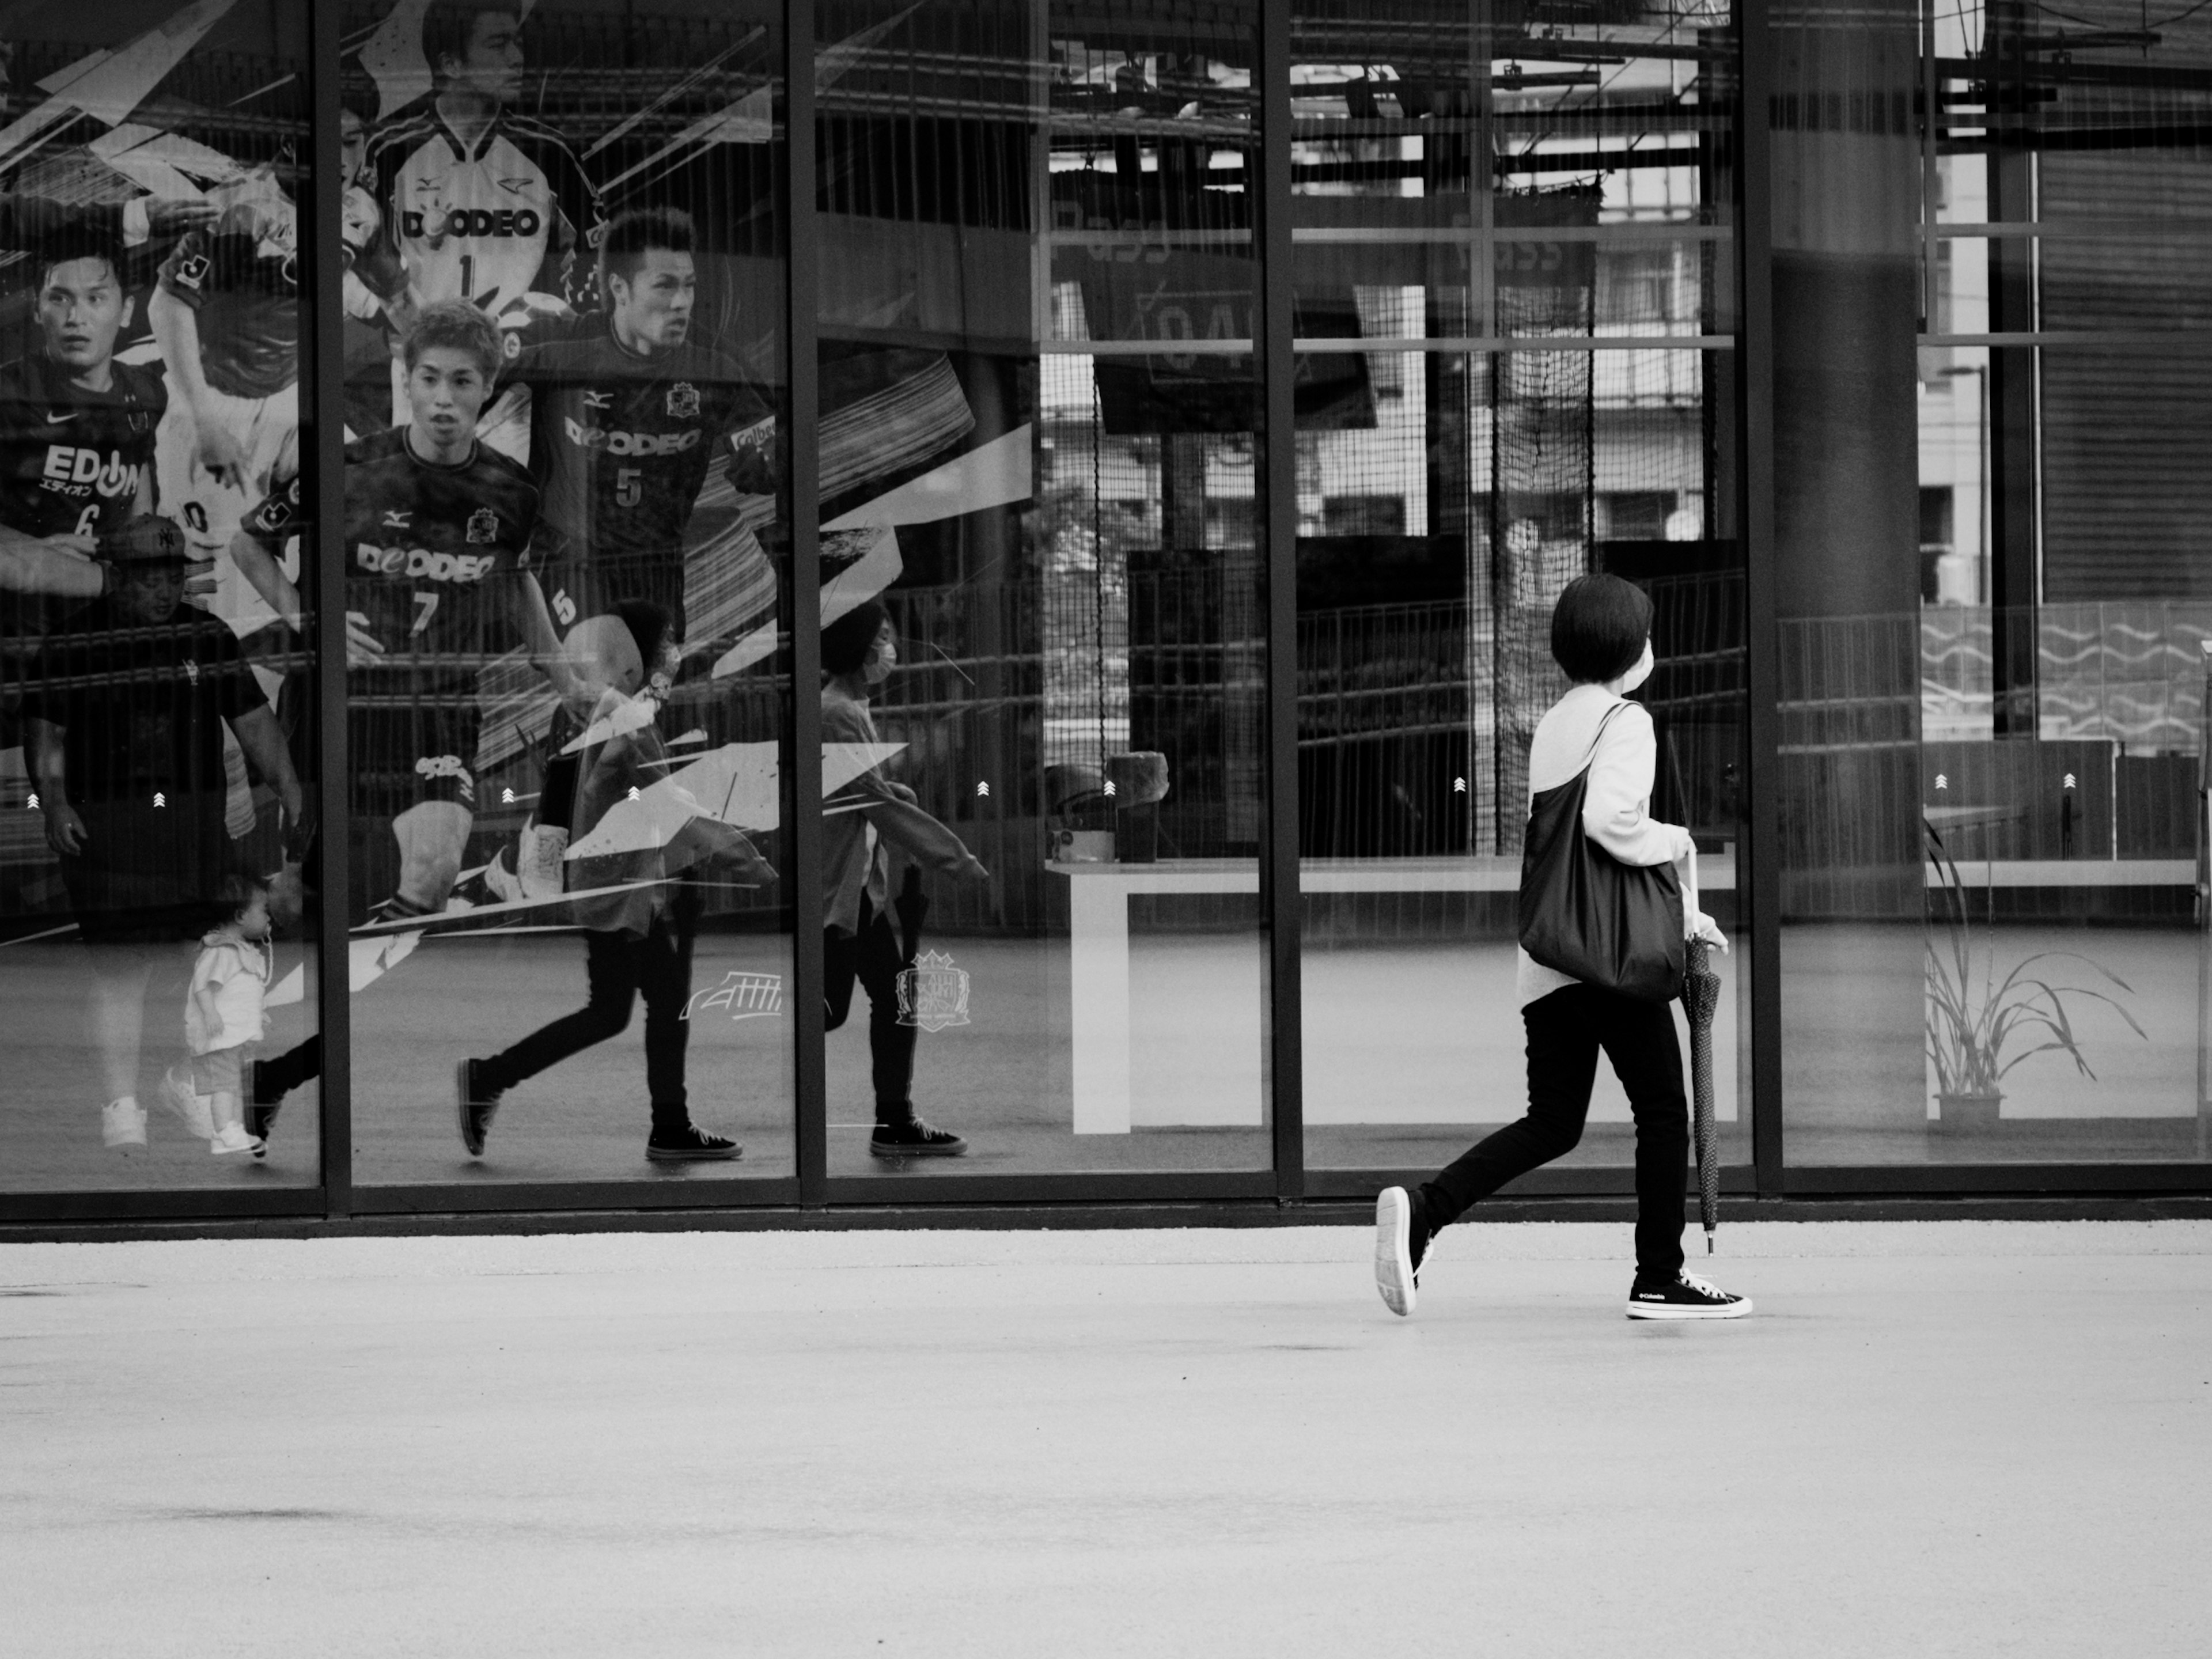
[1516,702,1685,1003]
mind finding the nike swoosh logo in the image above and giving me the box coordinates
[46,410,79,424]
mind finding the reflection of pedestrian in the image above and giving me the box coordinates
[458,604,775,1162]
[180,873,275,1157]
[21,536,303,1151]
[1373,574,1748,1321]
[819,601,989,1158]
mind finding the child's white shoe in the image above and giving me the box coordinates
[158,1065,217,1139]
[209,1124,262,1157]
[518,823,569,900]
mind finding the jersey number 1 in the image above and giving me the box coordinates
[458,253,474,297]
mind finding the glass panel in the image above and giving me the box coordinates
[0,3,319,1191]
[1781,0,2212,1162]
[340,1,793,1184]
[1289,2,1748,1177]
[813,0,1270,1175]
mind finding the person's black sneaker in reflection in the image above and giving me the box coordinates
[1625,1270,1752,1320]
[869,1117,968,1157]
[244,1062,280,1157]
[646,1124,741,1162]
[455,1059,502,1157]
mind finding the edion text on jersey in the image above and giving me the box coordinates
[41,448,147,500]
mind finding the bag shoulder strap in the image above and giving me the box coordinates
[1575,697,1633,774]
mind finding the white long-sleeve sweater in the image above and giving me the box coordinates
[1515,683,1695,1007]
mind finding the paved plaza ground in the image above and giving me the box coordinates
[5,1219,2209,1656]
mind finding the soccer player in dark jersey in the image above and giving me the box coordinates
[355,3,605,329]
[230,301,569,922]
[0,247,162,575]
[502,206,776,643]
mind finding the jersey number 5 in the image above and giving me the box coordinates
[411,591,441,635]
[615,467,642,508]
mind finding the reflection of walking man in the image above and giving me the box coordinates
[456,603,775,1162]
[820,601,989,1157]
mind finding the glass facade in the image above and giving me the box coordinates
[1,0,2207,1223]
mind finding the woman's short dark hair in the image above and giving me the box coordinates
[821,600,889,677]
[1550,573,1653,684]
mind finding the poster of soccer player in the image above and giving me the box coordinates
[0,1,318,1187]
[324,0,799,1180]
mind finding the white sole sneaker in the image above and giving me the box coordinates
[101,1099,147,1151]
[1374,1187,1416,1317]
[1625,1294,1753,1321]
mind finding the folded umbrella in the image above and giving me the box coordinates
[1681,935,1723,1253]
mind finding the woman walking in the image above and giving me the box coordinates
[1373,573,1751,1321]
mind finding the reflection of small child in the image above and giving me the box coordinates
[186,874,274,1156]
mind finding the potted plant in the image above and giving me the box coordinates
[1924,821,2146,1130]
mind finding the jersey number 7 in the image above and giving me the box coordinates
[411,591,441,635]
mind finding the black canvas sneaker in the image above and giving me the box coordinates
[1373,1185,1431,1317]
[455,1059,503,1157]
[1626,1270,1752,1320]
[869,1118,968,1157]
[245,1063,283,1160]
[646,1124,742,1162]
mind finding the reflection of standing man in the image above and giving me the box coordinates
[501,206,775,644]
[819,601,990,1158]
[22,535,302,1152]
[355,3,605,329]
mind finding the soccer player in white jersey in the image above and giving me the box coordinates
[147,168,300,634]
[355,3,605,332]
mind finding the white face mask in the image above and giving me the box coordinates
[862,630,897,686]
[1617,639,1654,694]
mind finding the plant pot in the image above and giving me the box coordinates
[1934,1091,2003,1132]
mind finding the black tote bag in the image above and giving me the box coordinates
[1516,703,1685,1003]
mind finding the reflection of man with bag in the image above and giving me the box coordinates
[820,600,989,1158]
[456,603,774,1162]
[1373,574,1750,1323]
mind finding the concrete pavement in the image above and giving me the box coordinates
[5,1221,2209,1657]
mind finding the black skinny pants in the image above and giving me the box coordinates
[1420,983,1688,1282]
[478,902,698,1117]
[823,897,915,1122]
